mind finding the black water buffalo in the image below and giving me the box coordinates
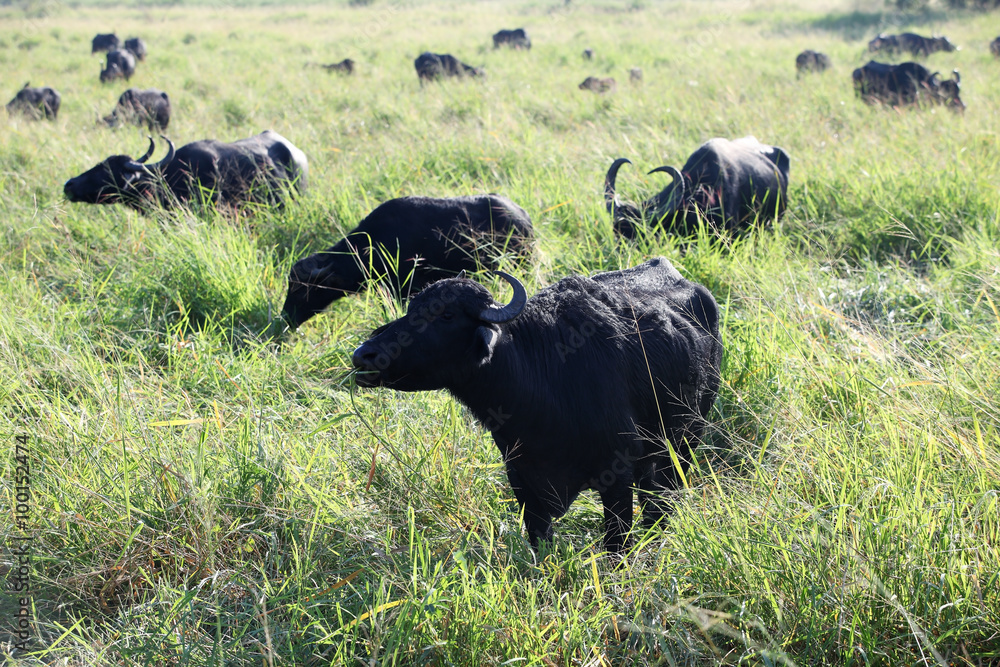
[991,36,1000,57]
[352,257,722,553]
[281,195,533,328]
[795,49,831,74]
[415,52,483,83]
[91,33,120,53]
[102,88,171,130]
[493,28,531,49]
[100,49,137,83]
[852,61,964,111]
[6,84,60,120]
[321,58,355,74]
[868,32,957,57]
[63,131,308,211]
[605,136,790,238]
[124,37,147,61]
[579,76,616,93]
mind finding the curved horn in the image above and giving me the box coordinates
[136,135,155,163]
[478,271,527,324]
[122,160,150,173]
[952,69,960,83]
[604,158,632,215]
[648,165,686,211]
[152,135,175,170]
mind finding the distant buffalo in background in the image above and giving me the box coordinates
[100,49,136,83]
[493,28,531,50]
[322,58,355,74]
[281,195,533,328]
[579,76,616,93]
[853,60,964,112]
[414,52,483,83]
[64,131,308,211]
[124,37,147,61]
[6,83,60,120]
[605,136,790,238]
[583,48,594,60]
[796,50,831,74]
[91,33,120,53]
[629,67,643,83]
[103,88,170,130]
[991,36,1000,57]
[868,32,957,57]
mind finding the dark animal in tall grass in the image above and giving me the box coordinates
[991,36,1000,57]
[605,136,790,239]
[414,52,483,84]
[852,61,964,112]
[868,32,957,57]
[583,48,594,60]
[629,67,643,83]
[321,58,355,75]
[493,28,531,50]
[102,89,171,130]
[795,50,831,74]
[124,37,147,61]
[100,49,137,83]
[91,33,120,53]
[579,76,616,93]
[281,195,533,328]
[63,131,308,211]
[6,84,60,120]
[352,257,722,554]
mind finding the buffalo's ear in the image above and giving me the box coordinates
[473,325,499,366]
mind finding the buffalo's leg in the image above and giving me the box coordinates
[505,465,554,548]
[599,482,633,553]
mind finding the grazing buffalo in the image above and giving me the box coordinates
[91,33,120,53]
[605,136,790,238]
[352,257,723,553]
[63,131,308,211]
[868,32,956,57]
[852,61,964,111]
[579,76,616,93]
[493,28,531,50]
[991,36,1000,57]
[100,49,137,83]
[6,83,60,120]
[629,67,643,83]
[281,195,533,328]
[321,58,355,74]
[124,37,147,61]
[795,49,831,74]
[102,88,171,130]
[414,52,483,83]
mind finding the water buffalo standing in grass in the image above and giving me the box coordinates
[605,136,790,238]
[352,257,722,554]
[868,32,957,57]
[321,58,355,74]
[100,49,137,83]
[493,28,531,50]
[63,131,308,211]
[852,61,964,112]
[579,76,616,93]
[102,88,171,130]
[281,195,533,328]
[91,33,120,53]
[795,49,831,74]
[124,37,147,61]
[414,52,483,84]
[6,83,60,120]
[991,37,1000,57]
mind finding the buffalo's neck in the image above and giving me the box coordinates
[446,329,526,441]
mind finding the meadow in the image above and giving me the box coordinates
[1,0,999,664]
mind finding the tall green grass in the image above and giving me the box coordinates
[2,0,999,664]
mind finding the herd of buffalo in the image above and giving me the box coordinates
[5,24,992,554]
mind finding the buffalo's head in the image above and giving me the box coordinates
[352,272,526,391]
[930,70,964,112]
[64,135,175,206]
[604,158,685,239]
[280,250,364,328]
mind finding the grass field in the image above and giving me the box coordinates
[2,0,1000,664]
